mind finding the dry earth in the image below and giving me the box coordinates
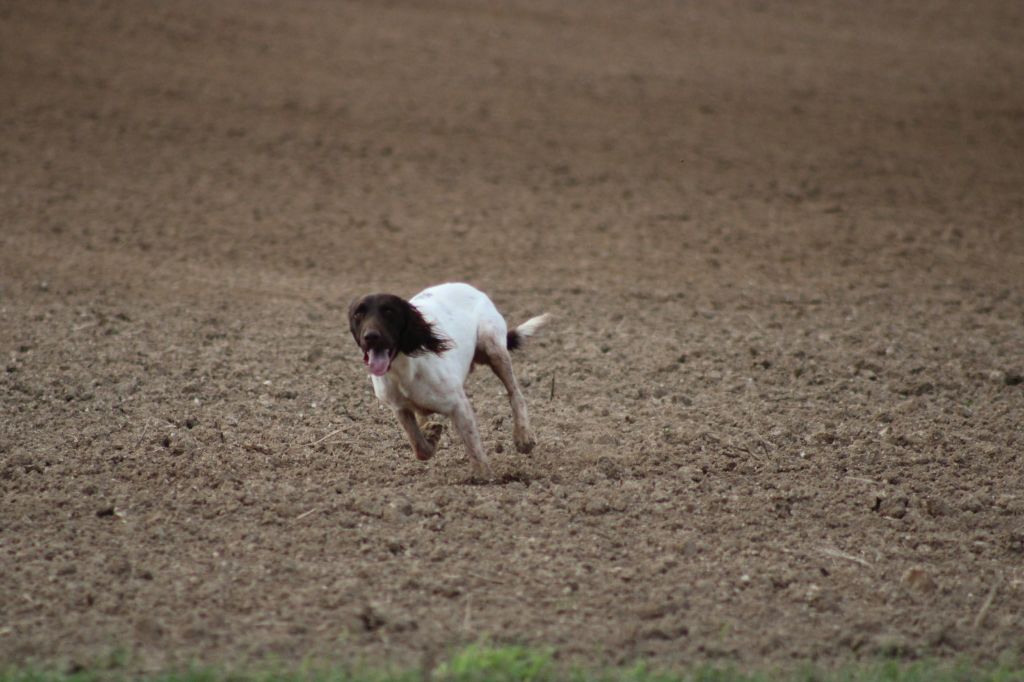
[2,0,1023,673]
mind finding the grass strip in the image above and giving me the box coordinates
[3,644,1022,682]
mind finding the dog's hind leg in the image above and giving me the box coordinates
[396,408,436,461]
[479,335,536,454]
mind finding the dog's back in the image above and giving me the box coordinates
[410,282,506,373]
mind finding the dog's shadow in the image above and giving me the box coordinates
[460,469,534,486]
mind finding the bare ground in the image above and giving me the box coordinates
[2,0,1023,673]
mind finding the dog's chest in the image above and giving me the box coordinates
[370,362,456,414]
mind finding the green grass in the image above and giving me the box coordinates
[3,645,1023,682]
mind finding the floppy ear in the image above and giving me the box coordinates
[347,296,365,342]
[399,301,451,356]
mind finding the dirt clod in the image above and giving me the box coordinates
[901,567,938,595]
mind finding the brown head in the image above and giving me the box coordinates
[348,294,450,376]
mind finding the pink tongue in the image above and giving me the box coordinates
[367,349,391,376]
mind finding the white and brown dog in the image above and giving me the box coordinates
[348,282,549,476]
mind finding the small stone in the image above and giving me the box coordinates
[874,495,908,519]
[108,557,132,577]
[678,538,701,556]
[962,494,987,513]
[812,431,837,445]
[912,382,934,396]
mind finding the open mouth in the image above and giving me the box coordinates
[363,347,395,376]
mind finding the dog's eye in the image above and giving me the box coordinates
[382,307,393,316]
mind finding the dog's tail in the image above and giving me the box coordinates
[507,313,551,351]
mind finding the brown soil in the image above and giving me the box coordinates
[2,0,1023,673]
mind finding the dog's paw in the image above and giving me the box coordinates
[466,452,494,481]
[471,463,495,482]
[513,429,536,454]
[423,422,445,448]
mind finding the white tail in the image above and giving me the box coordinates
[507,313,550,351]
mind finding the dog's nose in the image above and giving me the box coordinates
[362,330,381,345]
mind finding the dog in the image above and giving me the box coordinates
[348,282,549,476]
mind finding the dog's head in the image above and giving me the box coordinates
[348,293,450,376]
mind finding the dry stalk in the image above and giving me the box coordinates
[307,427,344,447]
[818,546,871,567]
[973,578,1000,629]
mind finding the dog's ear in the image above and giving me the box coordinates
[399,300,451,356]
[348,296,367,341]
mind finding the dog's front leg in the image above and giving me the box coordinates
[396,408,435,461]
[416,410,445,454]
[449,395,492,478]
